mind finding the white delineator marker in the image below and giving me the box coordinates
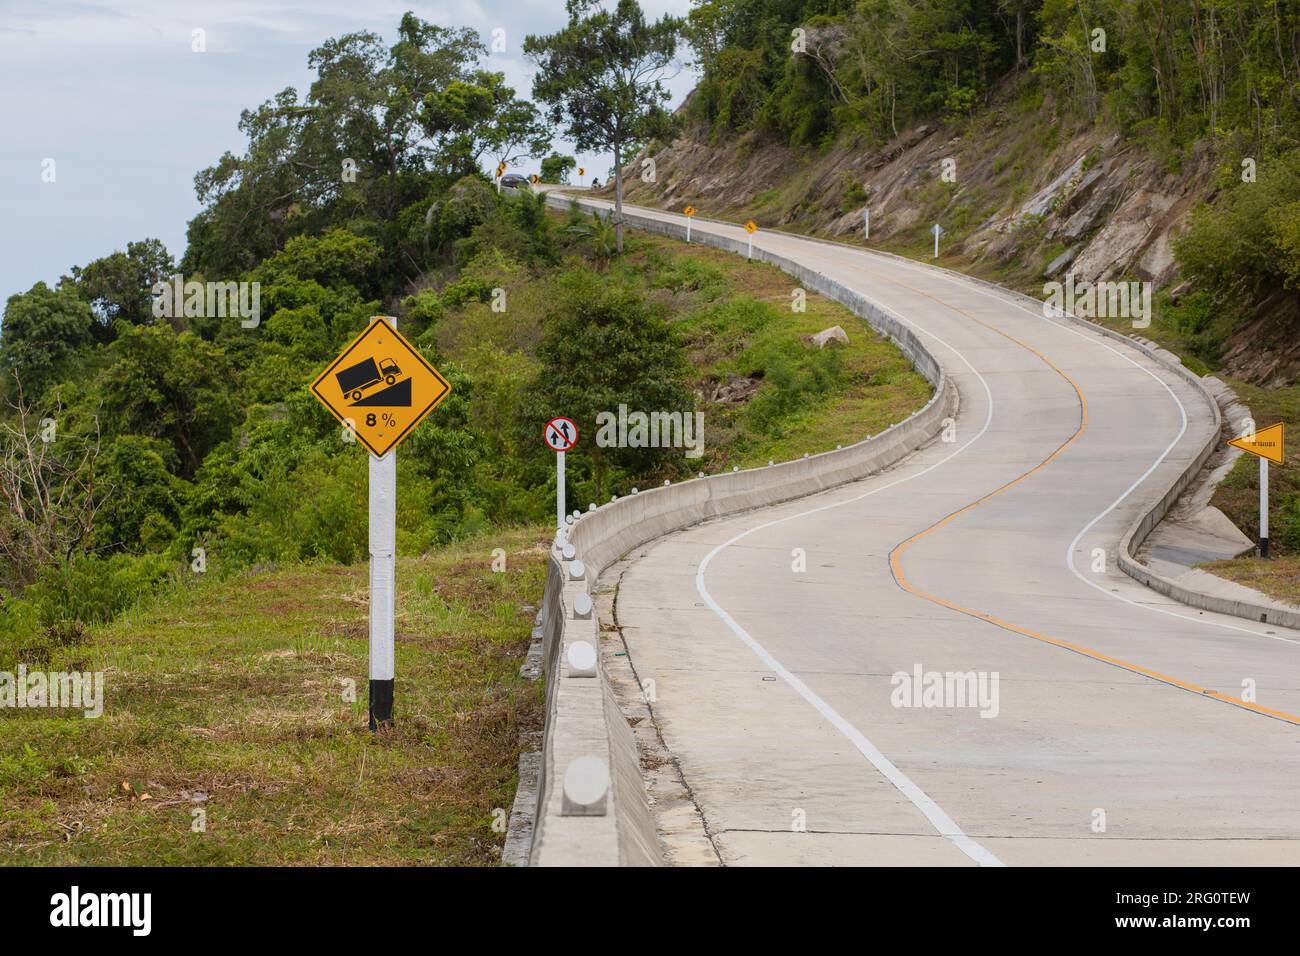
[932,223,942,258]
[369,316,396,729]
[864,206,870,240]
[545,417,579,529]
[1261,456,1270,558]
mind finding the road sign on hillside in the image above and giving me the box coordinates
[545,417,578,452]
[1227,422,1286,559]
[744,219,757,234]
[545,417,578,529]
[1228,422,1285,464]
[310,317,451,458]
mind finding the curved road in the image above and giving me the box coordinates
[562,192,1300,866]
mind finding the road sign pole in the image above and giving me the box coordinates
[556,450,566,530]
[747,235,753,260]
[1261,457,1270,559]
[933,225,939,258]
[369,315,396,730]
[864,207,869,240]
[686,219,691,243]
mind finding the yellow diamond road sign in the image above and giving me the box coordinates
[311,318,451,458]
[1228,422,1285,465]
[744,219,757,234]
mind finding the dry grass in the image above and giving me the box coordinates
[0,527,550,866]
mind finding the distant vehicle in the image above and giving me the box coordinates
[500,173,530,189]
[336,356,402,402]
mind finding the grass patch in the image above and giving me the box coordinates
[1199,555,1300,607]
[615,230,932,471]
[0,526,549,866]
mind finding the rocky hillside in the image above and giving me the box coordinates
[614,88,1299,387]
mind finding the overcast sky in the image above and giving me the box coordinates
[0,0,695,306]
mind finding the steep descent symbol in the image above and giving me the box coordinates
[310,317,450,458]
[335,356,411,406]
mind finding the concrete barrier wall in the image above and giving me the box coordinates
[524,194,958,866]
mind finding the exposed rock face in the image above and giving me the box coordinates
[620,106,1211,278]
[614,99,1294,383]
[708,374,760,405]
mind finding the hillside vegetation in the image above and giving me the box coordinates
[617,0,1300,575]
[0,10,931,674]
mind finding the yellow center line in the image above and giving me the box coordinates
[860,266,1300,727]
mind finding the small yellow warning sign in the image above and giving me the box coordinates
[1227,422,1285,465]
[310,318,451,458]
[684,205,695,217]
[744,219,757,234]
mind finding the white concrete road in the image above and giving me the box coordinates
[560,191,1300,866]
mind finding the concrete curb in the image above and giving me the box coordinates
[519,194,958,866]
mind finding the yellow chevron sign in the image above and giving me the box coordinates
[1228,422,1285,465]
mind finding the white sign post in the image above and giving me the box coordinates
[369,315,396,730]
[1261,457,1270,558]
[545,417,579,529]
[864,207,870,240]
[932,223,942,258]
[1226,421,1285,559]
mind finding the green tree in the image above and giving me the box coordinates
[90,436,182,554]
[184,14,486,278]
[525,0,682,253]
[0,282,93,399]
[540,153,577,183]
[67,238,174,340]
[96,324,237,476]
[521,270,692,499]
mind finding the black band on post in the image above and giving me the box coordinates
[369,679,394,730]
[1261,537,1270,560]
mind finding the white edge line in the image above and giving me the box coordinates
[693,310,1005,867]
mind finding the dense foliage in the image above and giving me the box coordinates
[685,0,1300,150]
[0,12,696,656]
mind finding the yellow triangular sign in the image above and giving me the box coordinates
[1228,422,1285,465]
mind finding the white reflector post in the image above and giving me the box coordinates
[562,756,609,816]
[1261,457,1270,559]
[368,316,397,729]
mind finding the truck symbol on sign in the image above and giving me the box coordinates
[336,357,402,402]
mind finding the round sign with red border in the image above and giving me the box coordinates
[544,417,578,452]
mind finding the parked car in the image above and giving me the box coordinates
[500,173,530,189]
